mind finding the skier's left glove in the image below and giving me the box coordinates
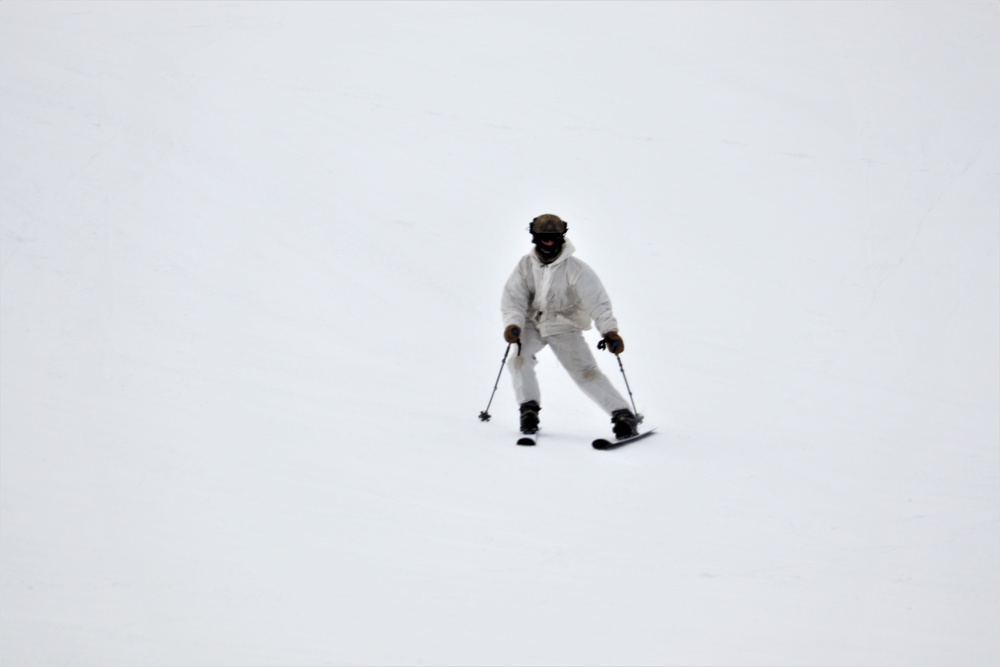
[600,331,624,355]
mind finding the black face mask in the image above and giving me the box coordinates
[532,232,565,259]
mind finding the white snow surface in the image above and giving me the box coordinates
[1,2,998,665]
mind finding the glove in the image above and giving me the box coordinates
[504,324,522,344]
[601,331,624,355]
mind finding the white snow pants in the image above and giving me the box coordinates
[508,325,629,415]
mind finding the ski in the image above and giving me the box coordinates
[516,431,537,446]
[592,427,656,450]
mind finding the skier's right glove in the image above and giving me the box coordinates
[504,324,521,344]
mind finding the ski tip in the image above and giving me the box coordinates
[516,427,539,446]
[592,427,656,450]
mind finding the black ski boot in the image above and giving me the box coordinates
[611,408,639,440]
[519,400,541,434]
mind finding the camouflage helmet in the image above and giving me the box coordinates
[529,213,568,234]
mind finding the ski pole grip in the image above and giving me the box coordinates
[598,334,622,354]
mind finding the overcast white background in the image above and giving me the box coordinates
[1,2,998,665]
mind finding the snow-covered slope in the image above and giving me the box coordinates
[2,2,998,665]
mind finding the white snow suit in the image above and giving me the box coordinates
[501,239,630,414]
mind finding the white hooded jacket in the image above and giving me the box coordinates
[501,239,619,337]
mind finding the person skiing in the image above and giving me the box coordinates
[501,213,640,440]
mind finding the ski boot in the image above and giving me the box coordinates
[611,408,640,440]
[519,400,540,434]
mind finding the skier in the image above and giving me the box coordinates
[501,213,640,440]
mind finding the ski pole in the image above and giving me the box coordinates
[479,342,514,422]
[614,354,641,420]
[599,336,642,422]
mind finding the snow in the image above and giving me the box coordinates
[1,1,998,665]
